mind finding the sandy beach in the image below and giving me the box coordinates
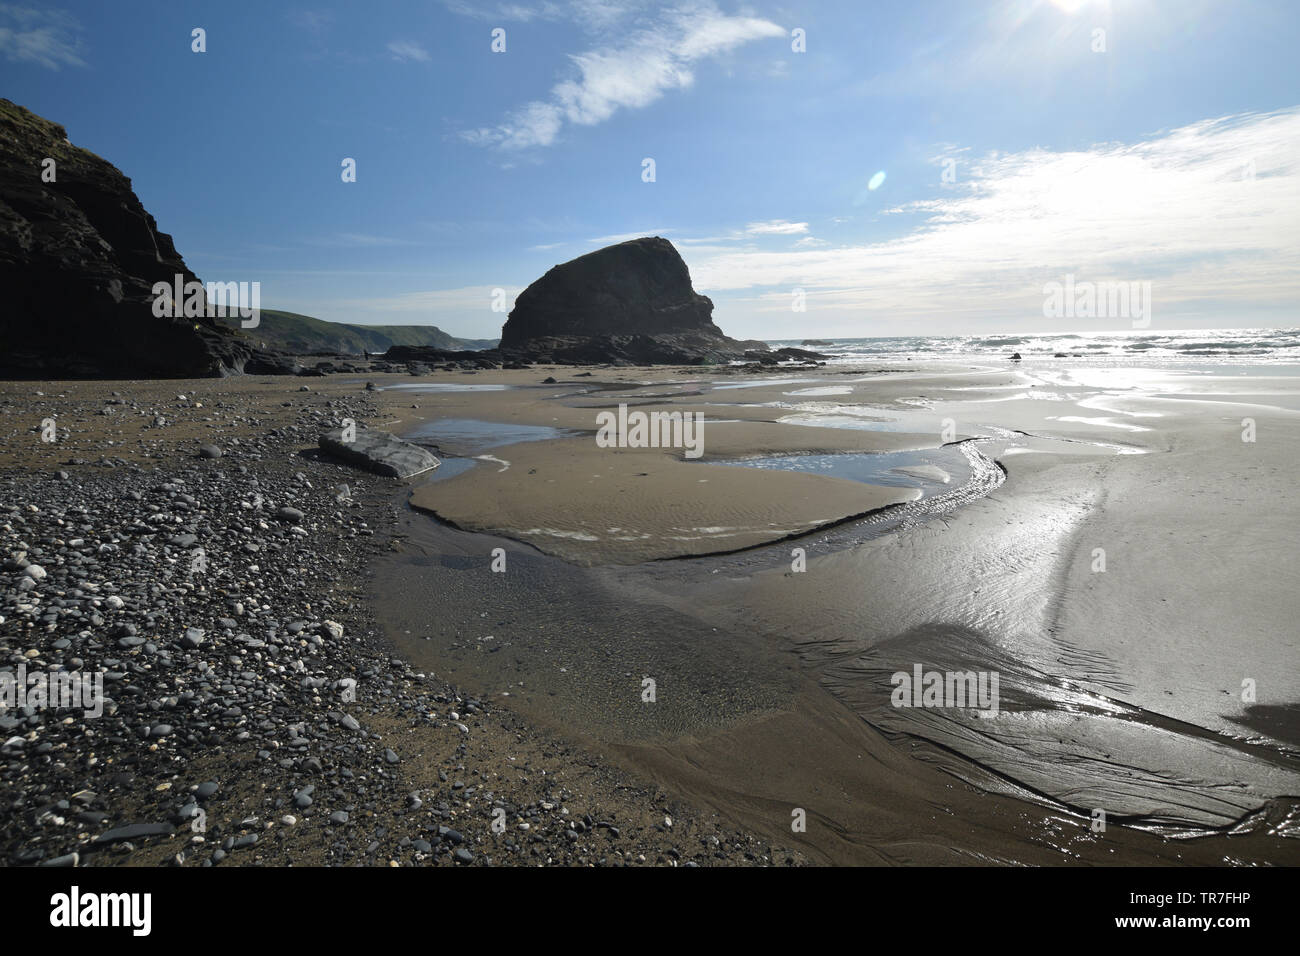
[7,2,1300,932]
[0,375,807,867]
[369,355,1300,865]
[3,354,1297,868]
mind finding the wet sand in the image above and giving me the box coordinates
[370,358,1300,865]
[400,374,934,564]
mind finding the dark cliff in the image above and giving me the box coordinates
[0,98,254,377]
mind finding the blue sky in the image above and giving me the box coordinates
[2,0,1297,339]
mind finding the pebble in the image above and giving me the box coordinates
[0,412,778,872]
[94,823,175,844]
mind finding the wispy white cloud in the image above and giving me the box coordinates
[0,5,84,70]
[745,219,808,236]
[677,220,813,243]
[387,39,430,62]
[306,233,419,248]
[460,2,783,149]
[686,108,1300,328]
[442,0,636,29]
[287,9,335,34]
[442,1,560,22]
[586,229,674,244]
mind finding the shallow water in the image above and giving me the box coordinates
[385,361,1300,850]
[774,403,989,437]
[418,457,477,483]
[704,446,969,492]
[710,377,822,390]
[403,417,578,454]
[380,382,513,393]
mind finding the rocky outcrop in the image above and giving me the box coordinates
[496,237,764,365]
[381,346,507,369]
[0,99,259,378]
[779,346,829,361]
[243,351,304,376]
[745,346,829,364]
[319,426,440,479]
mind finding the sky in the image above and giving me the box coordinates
[2,0,1297,340]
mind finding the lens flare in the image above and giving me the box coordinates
[868,170,887,191]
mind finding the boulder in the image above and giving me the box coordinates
[319,426,440,479]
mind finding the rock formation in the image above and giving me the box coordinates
[319,426,440,479]
[496,237,764,365]
[0,98,256,377]
[0,98,776,377]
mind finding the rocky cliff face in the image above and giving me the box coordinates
[499,237,761,364]
[0,99,254,377]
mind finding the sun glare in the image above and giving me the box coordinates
[1050,0,1089,12]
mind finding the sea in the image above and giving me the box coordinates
[766,327,1300,366]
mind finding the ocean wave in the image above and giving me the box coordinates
[764,328,1300,363]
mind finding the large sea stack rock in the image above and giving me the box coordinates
[498,237,763,365]
[0,99,255,377]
